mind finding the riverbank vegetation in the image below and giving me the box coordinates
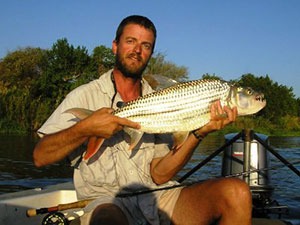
[0,39,299,136]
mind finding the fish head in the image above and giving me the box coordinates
[228,86,266,116]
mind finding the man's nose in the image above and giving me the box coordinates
[133,43,142,53]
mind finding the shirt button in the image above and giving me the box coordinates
[129,170,133,175]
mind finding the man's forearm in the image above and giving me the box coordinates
[151,133,203,184]
[151,102,237,185]
[33,121,88,167]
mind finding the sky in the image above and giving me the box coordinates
[1,0,299,97]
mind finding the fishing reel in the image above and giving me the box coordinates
[42,212,69,225]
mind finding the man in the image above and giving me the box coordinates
[34,15,252,225]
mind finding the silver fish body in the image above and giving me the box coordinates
[114,79,265,134]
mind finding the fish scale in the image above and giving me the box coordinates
[114,79,231,133]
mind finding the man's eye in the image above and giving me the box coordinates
[127,39,134,44]
[143,43,152,50]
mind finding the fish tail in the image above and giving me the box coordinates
[83,136,104,161]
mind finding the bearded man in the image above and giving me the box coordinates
[34,15,252,225]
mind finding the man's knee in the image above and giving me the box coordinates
[219,178,252,207]
[90,203,129,225]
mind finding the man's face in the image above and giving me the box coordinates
[113,24,155,79]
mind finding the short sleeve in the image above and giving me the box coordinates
[37,95,80,137]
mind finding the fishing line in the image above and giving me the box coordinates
[223,160,300,179]
[115,160,300,198]
[28,161,299,218]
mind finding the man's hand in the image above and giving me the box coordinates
[80,108,141,138]
[194,101,237,138]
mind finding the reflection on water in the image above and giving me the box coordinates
[0,134,73,193]
[269,136,300,148]
[0,132,299,221]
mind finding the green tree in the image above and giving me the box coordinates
[91,45,115,77]
[145,52,189,81]
[32,38,91,105]
[296,98,300,117]
[201,73,222,80]
[0,47,48,131]
[0,47,47,91]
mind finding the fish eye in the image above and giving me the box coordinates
[246,88,253,95]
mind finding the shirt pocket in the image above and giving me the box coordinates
[79,144,118,187]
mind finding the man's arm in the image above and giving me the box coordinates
[33,108,140,167]
[150,101,237,184]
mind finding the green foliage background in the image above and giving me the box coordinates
[0,39,299,135]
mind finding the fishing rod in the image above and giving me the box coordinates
[26,199,93,217]
[116,160,300,198]
[224,160,300,179]
[26,160,300,218]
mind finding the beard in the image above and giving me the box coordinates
[115,52,149,79]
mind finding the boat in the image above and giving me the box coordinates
[0,182,82,225]
[0,181,296,225]
[0,129,298,225]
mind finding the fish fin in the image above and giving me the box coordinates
[143,74,178,91]
[64,108,103,161]
[83,136,104,161]
[64,108,94,120]
[124,127,144,150]
[172,131,189,150]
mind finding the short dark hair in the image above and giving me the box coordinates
[115,15,157,51]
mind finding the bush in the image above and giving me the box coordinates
[0,118,28,134]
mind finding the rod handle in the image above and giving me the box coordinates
[26,209,37,217]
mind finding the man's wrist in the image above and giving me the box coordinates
[191,129,206,141]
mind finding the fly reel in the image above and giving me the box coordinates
[42,212,69,225]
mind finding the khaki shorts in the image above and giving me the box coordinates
[79,187,183,225]
[157,186,183,224]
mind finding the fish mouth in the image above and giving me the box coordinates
[255,94,265,102]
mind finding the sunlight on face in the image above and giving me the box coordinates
[114,24,155,78]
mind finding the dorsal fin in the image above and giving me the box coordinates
[143,74,178,91]
[64,108,93,120]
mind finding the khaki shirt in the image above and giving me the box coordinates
[38,70,178,224]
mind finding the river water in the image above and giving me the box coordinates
[0,132,299,223]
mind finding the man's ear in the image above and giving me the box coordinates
[112,40,117,55]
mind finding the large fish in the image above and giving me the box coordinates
[65,79,266,161]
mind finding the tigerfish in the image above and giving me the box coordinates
[65,79,266,161]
